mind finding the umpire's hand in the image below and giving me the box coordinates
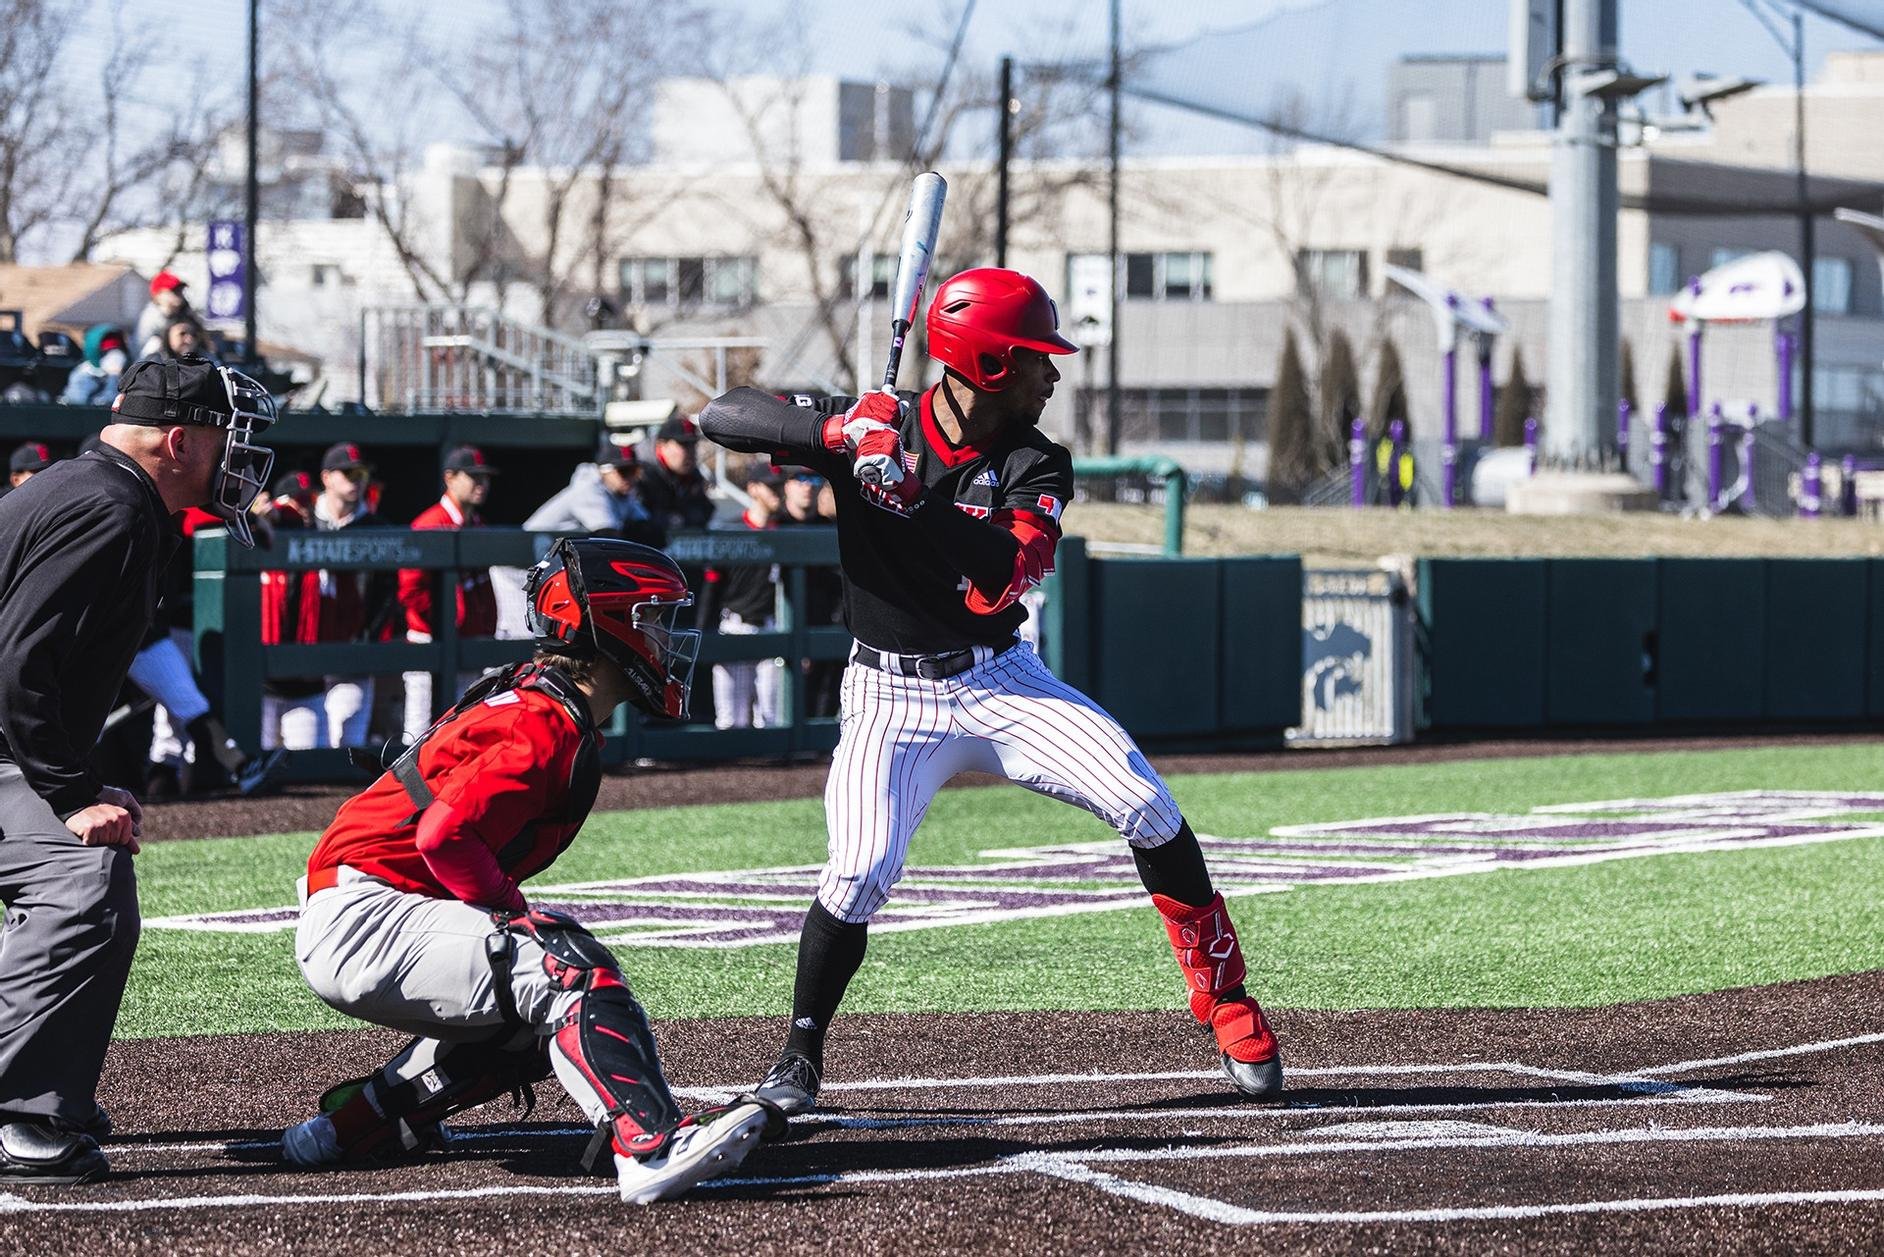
[66,787,143,853]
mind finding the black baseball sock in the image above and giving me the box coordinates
[782,900,868,1065]
[1132,819,1216,906]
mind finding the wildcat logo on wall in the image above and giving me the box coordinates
[151,792,1884,948]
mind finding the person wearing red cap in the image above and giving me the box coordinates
[134,272,192,353]
[398,446,499,744]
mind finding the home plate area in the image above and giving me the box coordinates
[6,975,1884,1254]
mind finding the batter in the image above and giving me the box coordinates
[698,267,1283,1116]
[281,538,777,1203]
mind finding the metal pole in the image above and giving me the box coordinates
[1545,0,1620,468]
[1707,403,1725,509]
[1349,417,1367,507]
[1687,312,1704,419]
[1651,402,1669,497]
[1776,327,1795,424]
[1105,0,1122,456]
[1794,7,1816,448]
[1478,298,1497,440]
[243,0,260,364]
[996,56,1013,269]
[1617,398,1631,468]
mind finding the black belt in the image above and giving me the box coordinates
[853,639,1017,681]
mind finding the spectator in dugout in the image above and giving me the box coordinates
[524,429,663,546]
[142,314,216,365]
[58,326,129,406]
[258,470,328,749]
[775,465,845,718]
[700,464,784,729]
[636,415,714,533]
[134,270,192,351]
[397,446,498,745]
[9,442,53,491]
[268,442,395,750]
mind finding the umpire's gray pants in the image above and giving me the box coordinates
[0,764,140,1124]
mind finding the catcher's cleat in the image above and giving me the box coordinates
[753,1051,821,1117]
[614,1101,769,1204]
[1211,995,1283,1100]
[281,1114,341,1167]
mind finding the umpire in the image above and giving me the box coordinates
[0,356,277,1183]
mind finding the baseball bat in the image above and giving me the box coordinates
[881,171,948,392]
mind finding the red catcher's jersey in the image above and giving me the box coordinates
[398,496,498,637]
[307,684,598,899]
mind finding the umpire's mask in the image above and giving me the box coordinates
[110,355,278,548]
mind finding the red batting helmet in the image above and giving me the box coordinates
[524,538,699,720]
[925,268,1079,392]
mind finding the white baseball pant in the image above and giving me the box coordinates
[401,667,482,744]
[712,613,782,729]
[818,640,1182,923]
[261,678,373,750]
[295,869,616,1135]
[128,631,211,767]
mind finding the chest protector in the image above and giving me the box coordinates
[385,661,603,838]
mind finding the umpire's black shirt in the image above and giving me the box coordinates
[0,448,179,817]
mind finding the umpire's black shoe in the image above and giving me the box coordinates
[754,1052,821,1117]
[0,1121,108,1185]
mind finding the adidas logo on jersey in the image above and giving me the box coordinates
[971,468,999,487]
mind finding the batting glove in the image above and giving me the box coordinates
[853,431,922,515]
[820,390,903,454]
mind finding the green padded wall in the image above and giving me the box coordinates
[1089,559,1222,736]
[1218,557,1305,733]
[1656,559,1765,721]
[1417,559,1546,729]
[1545,559,1656,726]
[1765,559,1868,720]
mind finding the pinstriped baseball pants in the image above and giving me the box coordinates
[818,640,1182,923]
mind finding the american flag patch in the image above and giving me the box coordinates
[1036,495,1064,521]
[902,451,919,471]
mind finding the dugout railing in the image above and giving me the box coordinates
[192,527,852,781]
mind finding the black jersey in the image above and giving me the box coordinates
[710,386,1072,654]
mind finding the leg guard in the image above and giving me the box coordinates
[1153,893,1283,1099]
[319,1030,550,1163]
[495,909,685,1170]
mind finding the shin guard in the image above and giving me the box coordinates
[319,1031,550,1162]
[1152,893,1279,1067]
[549,972,685,1168]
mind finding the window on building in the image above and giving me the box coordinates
[1649,242,1682,295]
[1708,246,1754,270]
[309,263,336,288]
[1813,256,1854,315]
[619,255,758,309]
[1065,251,1215,304]
[838,253,899,299]
[1385,247,1424,275]
[1075,386,1266,446]
[1297,249,1369,299]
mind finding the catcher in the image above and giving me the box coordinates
[281,538,778,1203]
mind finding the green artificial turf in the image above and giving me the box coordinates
[117,743,1884,1039]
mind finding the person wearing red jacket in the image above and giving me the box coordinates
[398,446,499,744]
[283,538,773,1203]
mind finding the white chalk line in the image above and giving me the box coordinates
[1630,1031,1884,1079]
[109,1086,1769,1162]
[10,1120,1884,1217]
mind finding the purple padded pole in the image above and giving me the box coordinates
[1802,452,1822,518]
[1442,337,1458,509]
[1707,404,1725,510]
[1478,298,1496,441]
[1349,417,1366,507]
[1388,418,1406,507]
[1524,416,1538,475]
[1776,328,1795,425]
[1842,454,1859,516]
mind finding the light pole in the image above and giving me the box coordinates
[243,0,259,364]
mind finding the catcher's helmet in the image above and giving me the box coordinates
[524,538,699,720]
[925,267,1079,392]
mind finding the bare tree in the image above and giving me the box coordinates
[0,1,76,263]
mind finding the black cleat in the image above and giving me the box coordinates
[236,748,290,797]
[754,1051,822,1117]
[0,1121,108,1185]
[1221,1051,1285,1101]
